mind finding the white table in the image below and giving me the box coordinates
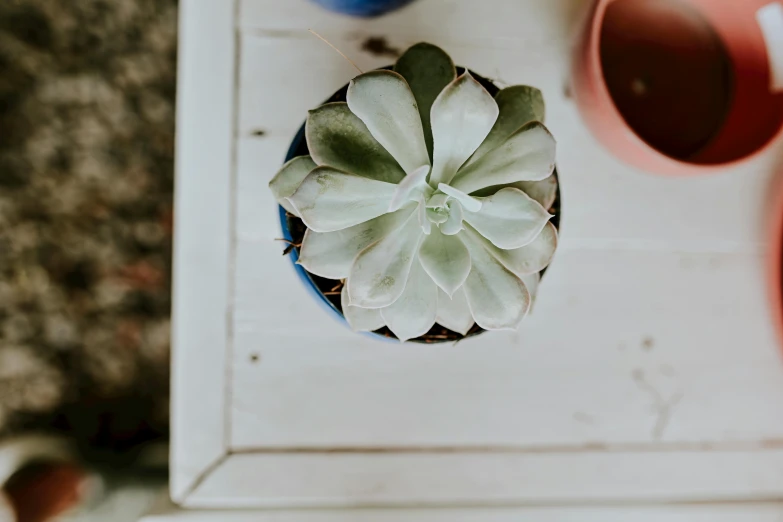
[169,0,783,517]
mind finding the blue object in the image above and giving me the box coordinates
[309,0,416,17]
[278,205,345,321]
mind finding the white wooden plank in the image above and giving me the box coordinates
[236,34,392,139]
[230,245,783,448]
[142,502,783,522]
[170,0,235,501]
[184,451,783,508]
[238,0,587,45]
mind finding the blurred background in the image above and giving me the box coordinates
[0,0,176,519]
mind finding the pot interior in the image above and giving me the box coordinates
[599,0,783,164]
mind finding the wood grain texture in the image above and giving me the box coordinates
[171,0,235,502]
[184,451,783,509]
[175,0,783,510]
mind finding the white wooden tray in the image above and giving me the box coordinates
[171,0,783,511]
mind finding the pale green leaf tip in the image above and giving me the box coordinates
[397,41,448,59]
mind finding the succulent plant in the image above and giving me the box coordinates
[270,43,559,342]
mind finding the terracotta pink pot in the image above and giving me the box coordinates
[5,463,86,522]
[573,0,783,175]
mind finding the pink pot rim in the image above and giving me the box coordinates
[575,0,783,176]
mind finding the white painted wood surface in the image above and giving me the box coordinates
[173,0,783,511]
[170,0,235,502]
[188,450,783,508]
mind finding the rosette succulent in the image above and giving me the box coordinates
[270,43,559,342]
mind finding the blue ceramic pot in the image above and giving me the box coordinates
[279,123,342,322]
[309,0,416,17]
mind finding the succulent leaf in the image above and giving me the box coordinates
[451,121,556,194]
[462,187,551,250]
[426,207,449,224]
[288,166,398,233]
[471,174,558,210]
[440,200,464,236]
[380,259,438,342]
[466,86,545,167]
[299,206,416,279]
[417,199,432,235]
[429,72,499,187]
[437,183,482,213]
[273,43,560,340]
[389,165,432,212]
[426,193,449,208]
[514,176,558,210]
[436,288,474,336]
[347,70,430,175]
[269,156,317,215]
[522,272,541,300]
[394,43,457,160]
[341,284,386,332]
[418,227,471,296]
[306,103,406,184]
[463,221,557,277]
[461,230,532,330]
[348,210,424,309]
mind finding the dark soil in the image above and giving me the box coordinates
[282,68,561,344]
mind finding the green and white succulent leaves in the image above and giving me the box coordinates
[270,43,558,341]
